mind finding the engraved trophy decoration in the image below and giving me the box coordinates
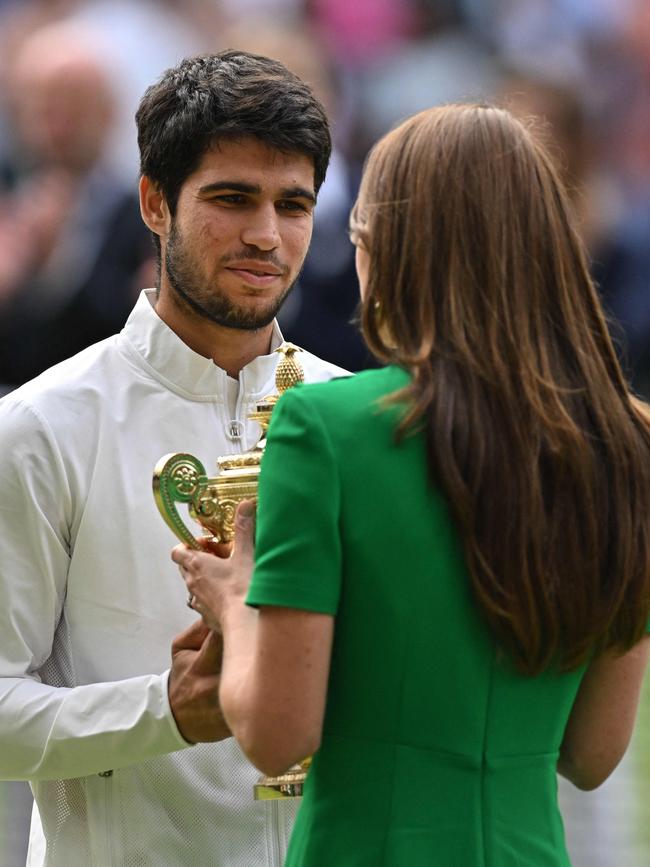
[153,343,310,799]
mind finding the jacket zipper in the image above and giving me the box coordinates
[224,374,247,451]
[269,799,282,867]
[98,770,114,865]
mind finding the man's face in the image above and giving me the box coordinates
[162,137,316,331]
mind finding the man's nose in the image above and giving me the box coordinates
[241,205,280,251]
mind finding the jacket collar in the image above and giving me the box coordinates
[120,289,284,399]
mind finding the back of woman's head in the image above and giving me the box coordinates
[352,104,650,674]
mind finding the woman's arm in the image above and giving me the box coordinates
[175,391,342,775]
[174,502,334,777]
[558,636,650,790]
[220,602,333,776]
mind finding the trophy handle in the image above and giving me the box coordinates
[152,453,207,550]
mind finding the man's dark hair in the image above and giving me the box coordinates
[136,49,332,219]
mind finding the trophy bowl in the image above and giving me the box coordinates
[153,451,262,548]
[152,344,303,548]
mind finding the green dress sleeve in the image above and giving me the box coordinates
[246,386,342,615]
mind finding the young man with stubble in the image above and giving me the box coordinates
[0,50,347,866]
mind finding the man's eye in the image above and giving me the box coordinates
[216,194,246,204]
[278,200,308,212]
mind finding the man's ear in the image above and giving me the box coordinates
[139,176,171,239]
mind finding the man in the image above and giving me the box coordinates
[0,50,346,866]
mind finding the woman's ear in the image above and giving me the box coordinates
[139,175,171,240]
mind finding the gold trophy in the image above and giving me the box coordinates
[153,343,310,798]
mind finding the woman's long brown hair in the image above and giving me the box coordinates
[351,105,650,675]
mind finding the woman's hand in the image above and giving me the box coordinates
[172,500,256,632]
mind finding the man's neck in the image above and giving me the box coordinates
[154,291,275,378]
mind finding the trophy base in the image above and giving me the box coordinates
[253,767,307,800]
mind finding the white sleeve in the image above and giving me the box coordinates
[0,398,189,781]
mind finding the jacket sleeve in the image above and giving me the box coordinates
[0,398,189,781]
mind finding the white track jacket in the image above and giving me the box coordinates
[0,290,347,866]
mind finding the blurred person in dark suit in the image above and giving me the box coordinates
[588,0,650,399]
[0,20,153,392]
[498,68,650,399]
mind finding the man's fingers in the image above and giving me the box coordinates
[171,617,210,652]
[196,629,224,672]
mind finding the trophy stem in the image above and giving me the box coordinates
[253,765,307,800]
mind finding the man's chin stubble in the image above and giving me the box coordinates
[168,276,294,332]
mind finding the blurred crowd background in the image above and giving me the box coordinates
[0,0,649,865]
[0,0,649,390]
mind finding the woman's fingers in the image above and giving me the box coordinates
[197,536,233,558]
[233,500,256,569]
[171,504,255,616]
[172,546,222,592]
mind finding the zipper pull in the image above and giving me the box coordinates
[228,420,244,440]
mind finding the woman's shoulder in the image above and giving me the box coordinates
[292,364,410,408]
[277,365,411,444]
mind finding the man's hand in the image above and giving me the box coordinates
[168,619,231,744]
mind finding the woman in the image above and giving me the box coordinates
[173,105,650,865]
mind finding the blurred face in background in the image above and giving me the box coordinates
[9,30,114,174]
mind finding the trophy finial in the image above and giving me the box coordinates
[275,343,304,394]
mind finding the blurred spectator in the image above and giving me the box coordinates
[309,0,420,68]
[352,7,502,161]
[218,0,302,23]
[498,64,650,398]
[496,71,602,246]
[584,0,650,396]
[0,20,153,392]
[70,0,209,181]
[0,6,645,411]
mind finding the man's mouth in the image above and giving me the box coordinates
[225,261,285,287]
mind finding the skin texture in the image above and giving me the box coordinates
[141,137,316,742]
[139,137,316,377]
[173,502,333,774]
[167,619,231,743]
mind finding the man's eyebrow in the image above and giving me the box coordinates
[197,181,261,196]
[197,181,316,204]
[280,186,317,205]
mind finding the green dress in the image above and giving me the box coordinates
[247,365,585,866]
